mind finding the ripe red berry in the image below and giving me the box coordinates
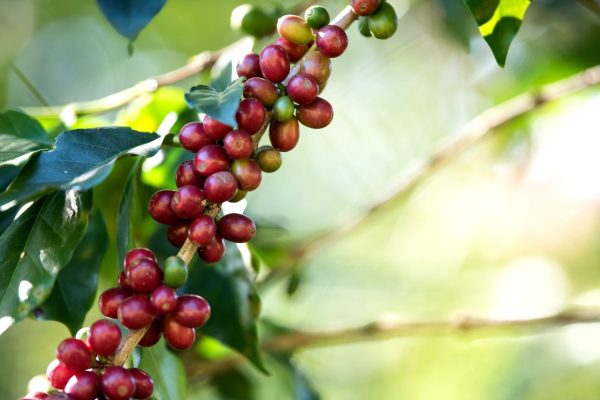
[124,248,156,270]
[224,129,254,160]
[117,271,131,289]
[230,159,262,191]
[47,359,77,390]
[236,53,262,79]
[101,367,135,400]
[150,285,178,315]
[163,315,196,350]
[170,185,205,219]
[217,213,257,243]
[167,222,189,247]
[299,51,332,86]
[172,295,211,328]
[117,295,155,329]
[351,0,381,16]
[56,339,91,371]
[259,45,290,83]
[193,144,231,177]
[99,288,131,319]
[275,37,309,63]
[198,236,226,264]
[316,25,348,58]
[178,122,212,152]
[129,368,154,399]
[21,392,49,399]
[64,371,99,400]
[269,117,300,151]
[188,215,217,246]
[125,259,163,293]
[138,319,162,347]
[88,320,121,356]
[297,97,334,128]
[203,116,232,141]
[243,77,279,107]
[203,171,238,203]
[148,190,181,225]
[175,161,204,187]
[236,98,266,134]
[287,74,319,105]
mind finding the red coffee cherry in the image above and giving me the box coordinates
[351,0,381,15]
[117,271,131,289]
[236,53,262,79]
[236,98,266,134]
[275,37,309,63]
[259,45,290,83]
[298,51,332,86]
[129,368,154,399]
[47,359,77,390]
[170,185,205,219]
[178,122,212,152]
[316,25,348,58]
[203,116,232,141]
[117,295,155,329]
[163,315,196,350]
[230,159,262,191]
[297,97,334,128]
[198,236,226,264]
[88,320,121,357]
[21,392,49,399]
[138,319,162,347]
[64,371,99,400]
[217,213,257,243]
[45,392,74,399]
[193,145,231,177]
[56,339,91,371]
[224,129,254,160]
[243,77,279,107]
[269,117,300,151]
[150,285,178,315]
[125,259,163,293]
[101,367,135,400]
[188,215,217,246]
[172,295,211,328]
[287,74,319,105]
[167,222,189,247]
[148,190,181,225]
[203,171,238,203]
[277,15,313,44]
[124,248,156,270]
[175,161,204,187]
[99,287,131,319]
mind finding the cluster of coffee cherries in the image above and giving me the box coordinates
[352,0,398,39]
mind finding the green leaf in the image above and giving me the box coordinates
[463,0,530,66]
[185,78,245,127]
[117,159,142,268]
[273,356,321,400]
[37,208,108,335]
[212,368,255,400]
[0,110,52,166]
[0,127,164,211]
[210,62,234,92]
[96,0,166,42]
[0,190,92,333]
[139,338,187,400]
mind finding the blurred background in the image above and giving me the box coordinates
[1,0,600,399]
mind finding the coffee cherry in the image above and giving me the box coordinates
[124,248,156,270]
[203,116,232,141]
[150,285,178,315]
[101,367,135,400]
[163,315,196,350]
[218,213,257,243]
[351,0,381,16]
[269,117,300,151]
[193,144,231,177]
[298,51,332,86]
[148,190,181,225]
[230,4,276,38]
[198,236,226,264]
[259,45,290,83]
[305,5,330,29]
[138,319,162,347]
[287,74,319,105]
[163,256,188,288]
[273,96,296,122]
[188,215,217,246]
[172,295,211,328]
[297,97,334,128]
[230,189,247,203]
[367,2,398,39]
[57,339,91,372]
[117,271,131,289]
[170,185,205,219]
[64,371,99,400]
[129,368,154,399]
[230,159,262,191]
[178,122,212,152]
[358,16,372,37]
[203,171,238,203]
[277,15,313,45]
[243,78,279,108]
[117,295,155,329]
[88,320,121,356]
[175,161,203,187]
[236,98,266,134]
[126,259,163,293]
[45,392,74,400]
[316,25,348,58]
[224,129,254,160]
[255,146,282,173]
[99,288,132,319]
[21,392,48,399]
[167,222,189,247]
[275,37,309,63]
[47,359,77,390]
[236,53,262,79]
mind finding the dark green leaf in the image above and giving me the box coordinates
[37,208,108,335]
[0,110,52,166]
[210,62,233,92]
[185,78,244,127]
[273,356,321,400]
[117,159,142,268]
[96,0,166,42]
[139,338,187,400]
[0,190,92,333]
[213,368,255,400]
[0,127,164,211]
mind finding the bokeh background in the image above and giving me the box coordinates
[1,0,600,399]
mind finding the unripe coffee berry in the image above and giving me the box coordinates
[218,213,257,243]
[129,368,154,399]
[351,0,381,16]
[260,45,290,83]
[358,16,372,37]
[243,78,279,108]
[56,339,91,371]
[188,215,217,246]
[138,319,162,347]
[236,53,262,79]
[148,190,181,225]
[178,122,212,152]
[88,320,121,356]
[230,4,276,38]
[298,51,332,86]
[230,159,262,191]
[275,37,309,63]
[170,185,205,219]
[193,144,231,177]
[101,367,135,400]
[367,2,398,39]
[236,98,266,134]
[198,236,226,264]
[99,287,131,319]
[255,146,282,173]
[47,359,76,390]
[163,256,188,288]
[287,74,319,105]
[203,171,239,203]
[175,161,203,188]
[203,116,232,141]
[150,285,178,315]
[277,15,313,45]
[167,222,189,247]
[297,97,334,128]
[163,315,196,350]
[224,129,254,160]
[316,25,348,58]
[273,96,295,122]
[305,5,330,29]
[117,295,155,329]
[125,259,163,293]
[269,117,300,151]
[172,295,211,328]
[64,371,99,400]
[230,189,247,203]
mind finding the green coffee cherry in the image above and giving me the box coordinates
[367,2,398,39]
[273,96,295,122]
[304,6,330,29]
[277,15,313,45]
[358,16,372,37]
[231,4,277,38]
[255,146,282,173]
[230,189,248,203]
[163,256,188,288]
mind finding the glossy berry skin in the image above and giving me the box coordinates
[287,74,319,105]
[118,295,155,329]
[273,96,295,122]
[99,288,132,319]
[163,315,196,350]
[167,222,189,247]
[45,393,73,400]
[358,16,371,37]
[277,15,313,45]
[297,97,334,128]
[117,271,130,289]
[275,37,309,63]
[138,319,162,347]
[126,259,163,293]
[351,0,381,16]
[148,190,181,225]
[203,116,232,141]
[316,25,348,58]
[230,159,262,191]
[64,371,99,400]
[236,98,266,134]
[175,161,203,187]
[129,369,154,399]
[171,185,205,219]
[367,2,398,39]
[124,248,156,270]
[198,236,226,263]
[47,359,77,390]
[230,189,247,203]
[243,77,279,108]
[178,122,212,152]
[305,5,330,29]
[259,45,290,83]
[172,295,211,328]
[203,171,238,203]
[218,213,257,243]
[56,339,91,371]
[269,117,300,152]
[188,215,217,246]
[101,367,135,400]
[224,129,254,160]
[21,392,49,399]
[163,256,188,288]
[298,51,332,86]
[88,320,121,356]
[193,145,231,177]
[150,285,178,315]
[236,53,262,79]
[255,146,282,173]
